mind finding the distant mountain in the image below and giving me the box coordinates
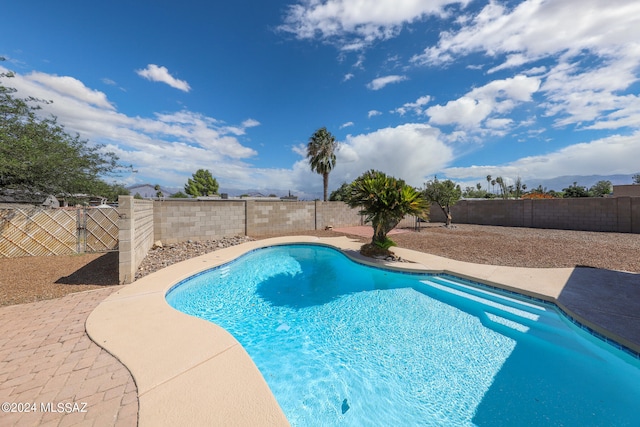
[126,184,177,198]
[222,188,319,200]
[125,184,321,200]
[525,174,636,192]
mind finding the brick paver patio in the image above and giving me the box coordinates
[0,287,138,427]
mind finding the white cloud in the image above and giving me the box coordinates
[413,0,640,68]
[291,143,307,157]
[340,121,354,129]
[330,123,454,187]
[9,68,457,198]
[443,131,640,181]
[136,64,191,92]
[343,73,354,81]
[485,118,513,129]
[279,0,471,49]
[242,118,261,128]
[284,124,454,197]
[540,52,640,129]
[393,95,431,116]
[27,72,115,110]
[410,0,640,133]
[367,74,407,90]
[428,96,492,127]
[2,67,265,190]
[368,110,382,118]
[427,75,540,129]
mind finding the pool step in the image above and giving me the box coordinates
[218,266,231,278]
[417,276,577,345]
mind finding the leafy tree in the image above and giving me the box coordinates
[329,182,351,201]
[514,177,526,199]
[0,61,120,197]
[495,176,508,199]
[462,185,491,199]
[153,184,164,198]
[184,169,218,197]
[133,192,143,199]
[91,182,129,203]
[589,180,612,197]
[423,177,462,227]
[307,127,337,201]
[562,182,589,198]
[170,190,189,198]
[345,170,429,250]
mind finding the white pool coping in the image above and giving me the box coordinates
[86,235,640,426]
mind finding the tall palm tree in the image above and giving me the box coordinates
[486,175,492,192]
[307,127,337,201]
[495,176,506,198]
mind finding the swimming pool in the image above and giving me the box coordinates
[166,244,640,426]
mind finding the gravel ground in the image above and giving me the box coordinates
[1,224,639,307]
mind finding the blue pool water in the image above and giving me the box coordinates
[166,244,640,426]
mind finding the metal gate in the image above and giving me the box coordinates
[76,206,119,253]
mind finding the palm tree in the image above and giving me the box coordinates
[495,176,505,198]
[307,127,337,201]
[345,170,429,249]
[486,175,492,192]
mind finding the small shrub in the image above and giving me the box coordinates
[374,237,397,251]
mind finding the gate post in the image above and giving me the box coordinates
[118,196,135,284]
[76,206,87,253]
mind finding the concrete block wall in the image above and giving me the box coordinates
[315,201,363,229]
[632,198,640,233]
[613,184,640,197]
[153,199,245,243]
[428,197,639,233]
[151,200,364,242]
[245,201,316,236]
[531,198,618,232]
[118,196,154,284]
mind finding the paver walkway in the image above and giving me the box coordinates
[0,287,138,427]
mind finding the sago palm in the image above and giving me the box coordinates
[346,170,429,248]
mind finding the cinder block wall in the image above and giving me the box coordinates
[154,199,245,243]
[118,196,154,284]
[613,185,640,197]
[152,199,364,240]
[315,201,363,229]
[428,198,639,233]
[245,201,316,235]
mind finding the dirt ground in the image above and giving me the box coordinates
[0,251,118,307]
[1,224,639,307]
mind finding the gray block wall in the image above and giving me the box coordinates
[153,199,246,243]
[429,198,639,232]
[118,196,154,284]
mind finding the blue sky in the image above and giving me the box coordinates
[2,0,639,198]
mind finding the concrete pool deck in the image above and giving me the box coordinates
[86,235,640,426]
